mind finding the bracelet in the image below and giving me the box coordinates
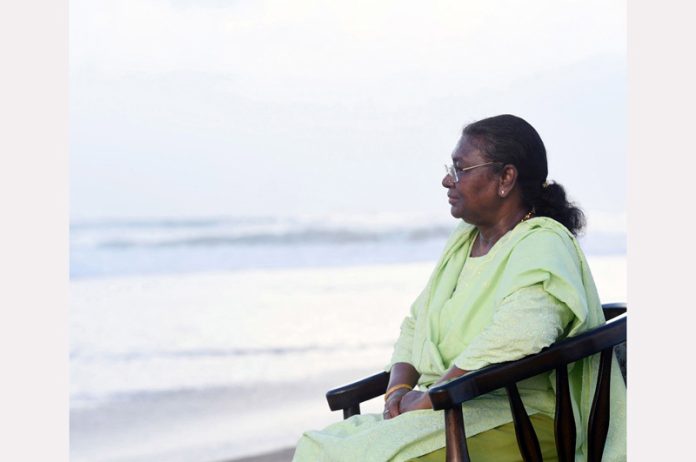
[384,384,413,401]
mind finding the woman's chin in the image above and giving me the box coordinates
[449,207,474,223]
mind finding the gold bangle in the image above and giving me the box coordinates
[384,384,413,401]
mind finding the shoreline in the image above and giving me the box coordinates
[70,368,386,462]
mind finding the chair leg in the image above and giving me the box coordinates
[444,406,471,462]
[554,365,576,462]
[587,348,613,462]
[506,384,543,462]
[343,404,360,419]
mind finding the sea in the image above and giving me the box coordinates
[70,211,626,280]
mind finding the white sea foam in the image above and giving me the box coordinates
[70,263,431,404]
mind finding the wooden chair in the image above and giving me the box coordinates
[325,303,626,461]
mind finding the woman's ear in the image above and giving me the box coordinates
[498,164,518,198]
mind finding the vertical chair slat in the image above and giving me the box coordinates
[505,383,543,462]
[587,348,613,461]
[343,404,360,419]
[554,365,576,462]
[444,406,470,462]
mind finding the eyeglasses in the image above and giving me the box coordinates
[444,162,498,183]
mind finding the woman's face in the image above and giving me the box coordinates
[442,135,501,223]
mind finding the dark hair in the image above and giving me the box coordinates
[463,114,585,235]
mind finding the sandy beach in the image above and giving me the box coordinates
[70,256,625,462]
[222,447,295,462]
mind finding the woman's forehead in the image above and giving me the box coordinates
[451,135,485,162]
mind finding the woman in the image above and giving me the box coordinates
[292,115,626,461]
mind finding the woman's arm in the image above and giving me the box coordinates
[383,362,420,419]
[383,304,421,419]
[398,284,573,415]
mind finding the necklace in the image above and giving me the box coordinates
[473,210,535,256]
[521,209,535,222]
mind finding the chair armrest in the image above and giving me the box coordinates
[602,302,626,320]
[428,314,626,410]
[326,371,391,411]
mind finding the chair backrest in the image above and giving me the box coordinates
[602,303,627,383]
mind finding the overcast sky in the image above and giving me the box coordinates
[70,0,626,226]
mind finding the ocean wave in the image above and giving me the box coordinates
[96,227,453,248]
[70,211,626,254]
[71,212,457,249]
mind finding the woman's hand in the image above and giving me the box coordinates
[397,390,433,414]
[383,388,410,420]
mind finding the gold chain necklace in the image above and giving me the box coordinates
[521,210,535,222]
[474,210,535,255]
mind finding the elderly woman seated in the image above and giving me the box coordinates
[292,114,626,462]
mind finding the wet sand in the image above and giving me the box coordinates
[221,447,294,462]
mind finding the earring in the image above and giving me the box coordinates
[500,190,505,196]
